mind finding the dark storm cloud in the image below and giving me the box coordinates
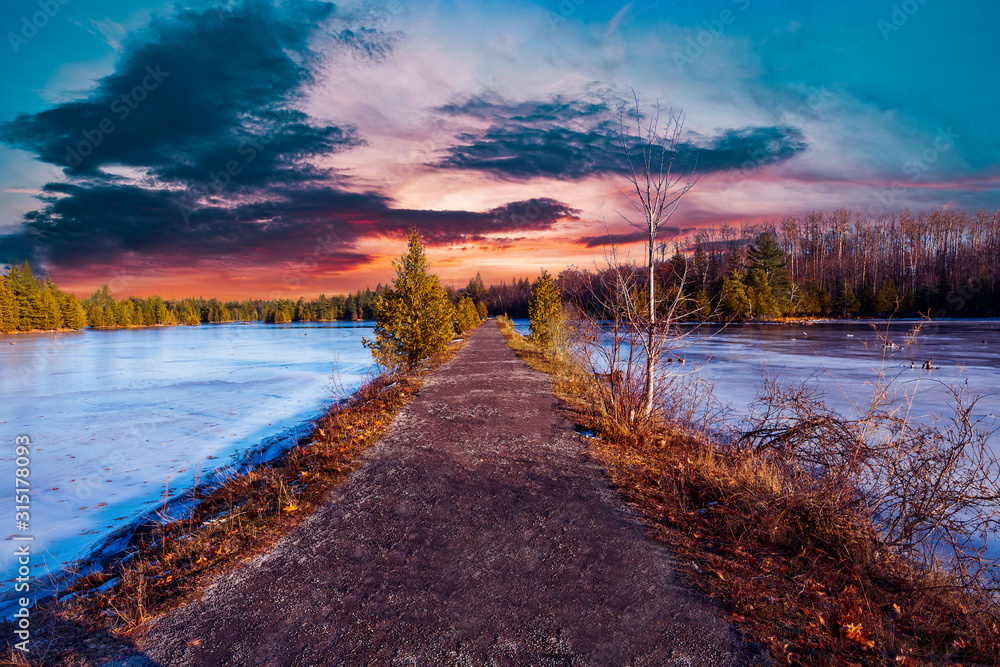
[438,94,610,123]
[2,1,359,184]
[579,226,696,248]
[435,97,808,181]
[0,179,576,270]
[0,1,577,273]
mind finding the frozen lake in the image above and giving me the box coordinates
[3,318,998,602]
[1,321,375,593]
[675,320,1000,431]
[513,318,999,430]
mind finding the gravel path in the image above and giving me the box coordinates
[123,323,761,666]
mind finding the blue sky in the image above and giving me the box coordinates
[1,0,997,296]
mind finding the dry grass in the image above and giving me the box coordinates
[1,334,472,666]
[497,316,1000,666]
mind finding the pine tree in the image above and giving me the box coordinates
[721,270,752,319]
[528,269,562,347]
[87,305,105,327]
[460,273,488,303]
[836,285,861,317]
[0,274,17,333]
[364,230,456,369]
[60,293,88,329]
[875,280,899,315]
[748,230,790,288]
[7,261,45,331]
[454,296,480,333]
[690,288,711,319]
[747,269,779,319]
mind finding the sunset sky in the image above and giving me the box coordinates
[1,0,998,299]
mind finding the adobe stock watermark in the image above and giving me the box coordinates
[719,86,834,202]
[933,277,983,319]
[508,198,557,229]
[64,65,170,168]
[359,0,403,25]
[12,435,33,653]
[672,0,751,73]
[866,126,960,217]
[7,0,71,54]
[546,0,586,31]
[877,0,931,41]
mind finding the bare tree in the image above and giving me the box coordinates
[615,91,698,417]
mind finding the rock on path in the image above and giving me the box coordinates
[123,323,761,666]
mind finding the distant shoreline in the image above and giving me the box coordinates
[0,318,379,336]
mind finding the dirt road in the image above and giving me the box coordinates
[120,323,761,666]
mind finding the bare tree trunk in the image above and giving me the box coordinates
[645,222,656,417]
[612,91,698,419]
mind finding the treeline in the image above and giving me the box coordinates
[6,208,995,332]
[0,262,389,332]
[80,285,383,328]
[0,262,87,333]
[554,209,1000,320]
[1,261,492,333]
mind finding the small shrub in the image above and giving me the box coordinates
[528,269,562,347]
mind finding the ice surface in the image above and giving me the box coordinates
[511,318,999,426]
[2,318,997,602]
[515,317,1000,558]
[0,321,375,592]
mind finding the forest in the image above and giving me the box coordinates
[3,208,998,333]
[552,208,1000,320]
[78,284,385,328]
[0,262,489,333]
[0,262,387,332]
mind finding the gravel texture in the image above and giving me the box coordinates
[121,323,762,666]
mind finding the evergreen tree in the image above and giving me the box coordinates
[836,285,861,317]
[875,280,900,315]
[747,229,791,301]
[38,282,62,329]
[0,274,17,333]
[364,230,456,369]
[797,282,832,316]
[148,295,168,325]
[86,305,105,327]
[721,270,753,319]
[690,288,711,319]
[454,296,480,333]
[59,292,88,329]
[7,262,45,331]
[692,241,709,288]
[460,273,489,303]
[528,269,562,347]
[747,269,779,319]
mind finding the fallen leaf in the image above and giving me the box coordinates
[845,623,875,649]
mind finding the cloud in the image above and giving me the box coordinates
[579,226,696,248]
[433,96,807,181]
[2,0,360,186]
[438,93,611,124]
[0,176,576,272]
[0,1,578,277]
